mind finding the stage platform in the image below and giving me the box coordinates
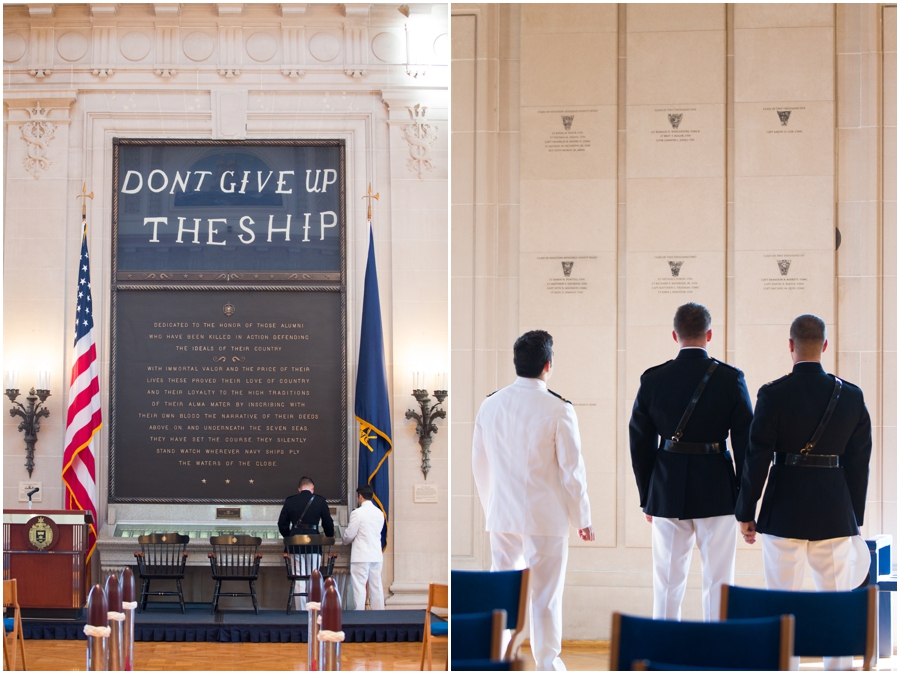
[23,605,434,643]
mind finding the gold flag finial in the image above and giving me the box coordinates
[362,183,380,221]
[76,183,94,220]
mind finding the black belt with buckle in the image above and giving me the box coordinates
[773,452,841,468]
[662,439,723,455]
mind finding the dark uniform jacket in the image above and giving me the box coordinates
[629,348,754,519]
[278,490,335,553]
[735,362,871,541]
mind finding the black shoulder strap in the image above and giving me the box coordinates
[801,377,843,454]
[671,361,718,442]
[295,495,315,527]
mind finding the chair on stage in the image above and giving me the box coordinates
[449,609,513,671]
[3,579,27,671]
[208,535,263,614]
[450,569,530,661]
[610,612,794,671]
[133,533,190,613]
[281,534,335,614]
[420,582,448,670]
[721,584,878,670]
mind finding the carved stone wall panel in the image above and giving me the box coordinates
[91,25,116,76]
[4,32,27,63]
[280,25,305,76]
[309,30,341,62]
[246,30,277,62]
[182,30,214,62]
[154,25,178,76]
[29,26,54,76]
[217,25,242,76]
[119,30,150,62]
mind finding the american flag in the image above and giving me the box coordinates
[62,222,102,564]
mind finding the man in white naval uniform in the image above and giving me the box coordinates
[473,330,594,672]
[342,485,386,610]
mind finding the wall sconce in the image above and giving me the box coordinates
[405,372,447,479]
[6,370,51,477]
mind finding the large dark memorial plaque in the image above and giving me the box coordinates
[110,140,346,504]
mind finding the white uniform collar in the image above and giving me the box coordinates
[514,376,547,390]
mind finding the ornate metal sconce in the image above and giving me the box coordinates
[7,386,51,477]
[406,387,447,479]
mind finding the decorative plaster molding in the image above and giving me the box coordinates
[218,4,243,16]
[154,25,178,77]
[20,103,57,179]
[281,4,307,16]
[217,26,242,78]
[341,4,371,20]
[401,104,437,179]
[154,4,179,17]
[28,4,55,18]
[91,25,116,77]
[90,4,117,16]
[28,26,54,77]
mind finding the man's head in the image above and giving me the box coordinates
[299,476,315,493]
[513,330,554,379]
[789,314,827,363]
[357,485,374,505]
[672,302,712,347]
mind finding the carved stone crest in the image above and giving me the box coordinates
[20,103,57,179]
[668,260,683,277]
[561,261,574,277]
[668,113,683,130]
[777,259,791,276]
[561,115,574,131]
[402,104,438,179]
[777,110,791,126]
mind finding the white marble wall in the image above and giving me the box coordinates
[3,2,449,607]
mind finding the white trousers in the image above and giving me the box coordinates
[350,561,384,610]
[289,553,321,611]
[762,534,856,671]
[651,515,736,621]
[490,532,568,672]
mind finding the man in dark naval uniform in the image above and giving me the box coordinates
[278,476,335,609]
[736,314,871,667]
[630,302,753,621]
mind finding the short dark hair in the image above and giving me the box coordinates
[299,476,315,489]
[790,314,826,352]
[513,330,553,378]
[357,485,374,500]
[673,303,711,340]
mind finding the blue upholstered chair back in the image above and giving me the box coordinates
[611,613,792,671]
[450,610,501,662]
[450,570,524,630]
[722,584,877,664]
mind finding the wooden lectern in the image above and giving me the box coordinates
[3,509,92,617]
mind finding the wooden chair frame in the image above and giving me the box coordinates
[611,611,793,671]
[134,532,190,613]
[208,535,263,615]
[720,583,878,670]
[3,579,27,671]
[505,568,530,661]
[281,534,335,614]
[421,582,448,670]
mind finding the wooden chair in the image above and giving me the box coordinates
[450,569,530,660]
[449,608,507,669]
[3,579,27,671]
[420,582,448,670]
[611,611,794,671]
[281,534,335,614]
[208,535,263,614]
[721,583,879,670]
[134,533,190,613]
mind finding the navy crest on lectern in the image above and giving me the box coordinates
[668,114,683,129]
[777,110,791,126]
[777,259,791,276]
[561,115,574,131]
[668,260,684,277]
[561,261,574,277]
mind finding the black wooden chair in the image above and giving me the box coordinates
[133,533,190,613]
[208,535,263,614]
[282,535,336,614]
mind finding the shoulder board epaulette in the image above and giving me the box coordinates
[485,390,498,397]
[642,360,672,376]
[712,358,739,372]
[763,373,791,387]
[548,389,572,404]
[829,374,860,390]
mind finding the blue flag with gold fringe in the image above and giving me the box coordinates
[355,221,392,550]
